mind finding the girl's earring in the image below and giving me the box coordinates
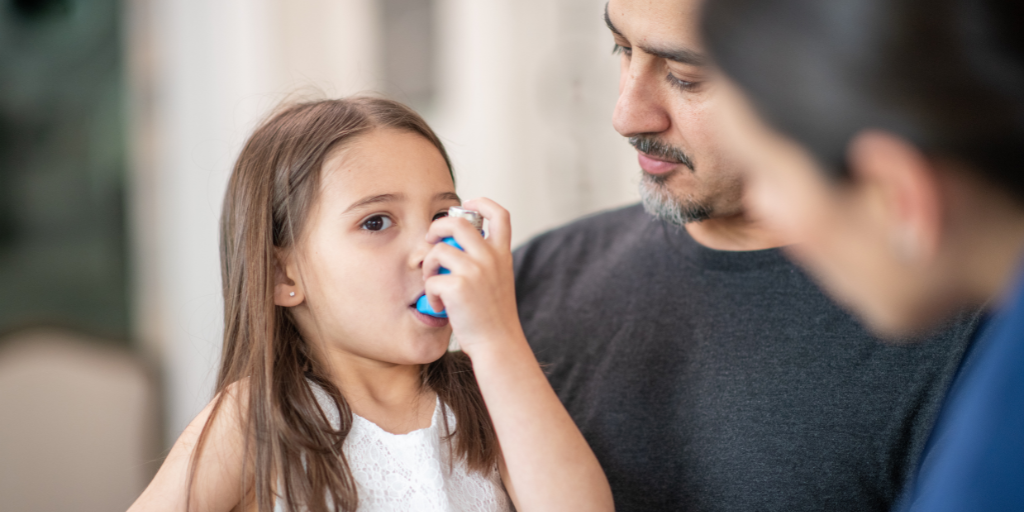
[289,292,296,297]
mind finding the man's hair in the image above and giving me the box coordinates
[703,0,1024,201]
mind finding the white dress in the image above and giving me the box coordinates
[275,384,511,512]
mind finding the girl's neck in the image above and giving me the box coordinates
[321,348,437,435]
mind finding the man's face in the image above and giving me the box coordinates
[608,0,745,225]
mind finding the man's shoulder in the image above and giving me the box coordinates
[513,203,653,301]
[513,203,648,265]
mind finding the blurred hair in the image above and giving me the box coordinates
[703,0,1024,200]
[191,97,499,512]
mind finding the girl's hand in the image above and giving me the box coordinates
[425,197,614,512]
[422,197,524,356]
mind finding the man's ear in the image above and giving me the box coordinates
[847,130,943,263]
[273,248,304,307]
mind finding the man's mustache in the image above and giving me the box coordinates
[628,135,695,172]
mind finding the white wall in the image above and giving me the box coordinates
[432,0,637,245]
[128,0,637,444]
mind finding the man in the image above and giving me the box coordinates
[512,1,979,510]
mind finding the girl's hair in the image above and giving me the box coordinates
[190,97,499,512]
[703,0,1024,201]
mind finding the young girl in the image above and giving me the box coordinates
[127,97,613,512]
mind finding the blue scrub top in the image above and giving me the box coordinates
[901,266,1024,511]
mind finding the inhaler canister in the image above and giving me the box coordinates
[439,207,484,259]
[446,206,484,232]
[415,207,484,318]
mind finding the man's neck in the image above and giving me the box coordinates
[684,211,795,251]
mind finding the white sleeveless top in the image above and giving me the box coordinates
[274,384,511,512]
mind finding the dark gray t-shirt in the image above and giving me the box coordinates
[512,204,976,512]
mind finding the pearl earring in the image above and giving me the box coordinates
[289,292,295,297]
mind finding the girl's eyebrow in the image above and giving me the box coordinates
[344,192,461,214]
[344,193,402,214]
[436,191,461,203]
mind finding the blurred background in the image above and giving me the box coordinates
[0,0,636,510]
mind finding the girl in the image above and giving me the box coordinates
[128,97,614,512]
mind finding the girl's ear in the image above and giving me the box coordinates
[847,130,944,264]
[274,249,304,307]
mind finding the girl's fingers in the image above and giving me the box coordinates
[426,216,488,254]
[422,240,472,281]
[423,275,453,314]
[423,271,476,314]
[422,198,512,314]
[462,197,512,249]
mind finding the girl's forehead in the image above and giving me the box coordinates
[319,129,455,203]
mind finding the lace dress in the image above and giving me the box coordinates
[274,385,511,512]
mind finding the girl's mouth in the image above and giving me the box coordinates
[411,305,449,328]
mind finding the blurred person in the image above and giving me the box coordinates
[702,1,1024,510]
[512,1,981,510]
[128,97,613,512]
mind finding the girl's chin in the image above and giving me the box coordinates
[396,343,453,367]
[404,330,455,363]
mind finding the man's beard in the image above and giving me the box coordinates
[630,135,712,226]
[639,173,712,226]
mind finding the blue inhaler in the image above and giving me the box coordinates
[416,206,484,318]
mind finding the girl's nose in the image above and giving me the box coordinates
[409,235,433,270]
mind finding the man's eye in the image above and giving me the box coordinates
[433,211,449,221]
[612,43,632,57]
[361,215,393,232]
[667,73,699,92]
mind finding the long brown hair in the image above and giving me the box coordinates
[190,97,499,512]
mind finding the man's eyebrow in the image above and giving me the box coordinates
[637,44,708,67]
[604,3,707,67]
[344,193,402,214]
[604,3,623,37]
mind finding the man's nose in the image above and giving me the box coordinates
[612,61,671,137]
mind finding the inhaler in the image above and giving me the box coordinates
[415,206,484,318]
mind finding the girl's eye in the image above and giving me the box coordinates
[433,211,449,221]
[361,215,393,232]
